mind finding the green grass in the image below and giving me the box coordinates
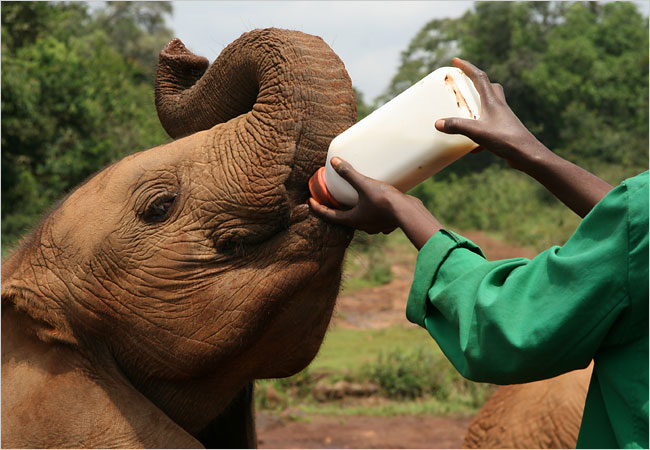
[309,326,433,373]
[299,397,481,417]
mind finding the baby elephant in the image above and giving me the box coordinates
[2,28,356,448]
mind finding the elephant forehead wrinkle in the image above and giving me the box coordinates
[203,171,288,221]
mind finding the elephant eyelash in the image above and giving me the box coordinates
[141,192,178,224]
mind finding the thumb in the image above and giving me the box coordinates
[330,157,371,191]
[436,118,484,141]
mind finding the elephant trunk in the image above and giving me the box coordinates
[155,28,357,192]
[155,37,257,139]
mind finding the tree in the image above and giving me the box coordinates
[354,87,374,121]
[1,2,174,248]
[523,2,649,171]
[380,1,648,181]
[95,2,174,83]
[377,17,463,105]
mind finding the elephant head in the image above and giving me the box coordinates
[1,28,356,447]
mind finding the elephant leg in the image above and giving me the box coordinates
[194,383,257,449]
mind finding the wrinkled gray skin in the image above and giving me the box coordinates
[1,28,356,448]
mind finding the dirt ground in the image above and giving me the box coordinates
[257,413,474,449]
[256,231,537,449]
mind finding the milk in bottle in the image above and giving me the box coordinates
[309,67,481,208]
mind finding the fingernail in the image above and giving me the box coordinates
[435,119,445,130]
[330,157,341,167]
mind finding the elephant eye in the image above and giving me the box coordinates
[142,193,177,223]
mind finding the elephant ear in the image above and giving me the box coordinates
[194,383,257,448]
[1,237,78,346]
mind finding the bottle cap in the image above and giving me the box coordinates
[308,166,344,209]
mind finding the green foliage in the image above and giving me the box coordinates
[256,368,317,411]
[274,368,318,399]
[310,326,429,373]
[363,348,439,400]
[362,348,492,407]
[1,1,173,250]
[94,2,173,84]
[353,87,374,121]
[409,164,582,250]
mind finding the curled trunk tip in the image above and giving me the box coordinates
[158,37,210,80]
[154,28,355,152]
[163,38,195,57]
[155,38,211,138]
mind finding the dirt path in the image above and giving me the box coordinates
[257,413,474,449]
[256,231,537,448]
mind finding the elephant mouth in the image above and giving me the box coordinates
[278,163,353,250]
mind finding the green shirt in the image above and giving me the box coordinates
[407,171,649,448]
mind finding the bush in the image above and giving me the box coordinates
[363,348,436,399]
[361,347,494,408]
[1,2,173,250]
[409,164,583,251]
[255,368,317,410]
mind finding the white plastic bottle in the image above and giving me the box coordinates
[309,67,481,208]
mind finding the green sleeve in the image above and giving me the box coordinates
[407,181,635,385]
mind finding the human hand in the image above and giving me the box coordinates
[308,157,404,234]
[309,158,442,249]
[437,58,613,217]
[435,57,550,172]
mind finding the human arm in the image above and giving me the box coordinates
[308,157,442,250]
[407,175,647,384]
[437,58,613,218]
